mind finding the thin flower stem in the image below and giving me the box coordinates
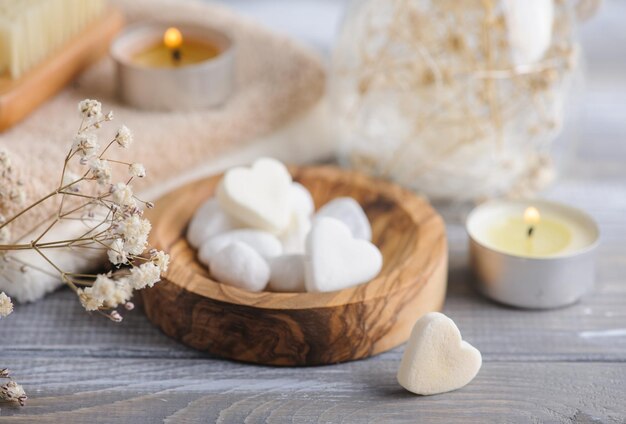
[65,272,99,278]
[30,243,64,275]
[98,139,116,159]
[0,176,89,231]
[12,211,59,243]
[32,218,59,244]
[0,191,57,230]
[6,256,58,278]
[103,158,131,166]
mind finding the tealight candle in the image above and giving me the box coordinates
[111,23,234,110]
[131,27,220,68]
[467,199,599,309]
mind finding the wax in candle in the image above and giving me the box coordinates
[132,39,220,68]
[488,216,572,257]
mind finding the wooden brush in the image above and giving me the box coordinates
[0,0,106,79]
[0,3,123,132]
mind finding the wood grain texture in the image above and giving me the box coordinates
[0,357,624,423]
[141,165,448,365]
[0,8,124,132]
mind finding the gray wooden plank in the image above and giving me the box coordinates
[0,358,624,423]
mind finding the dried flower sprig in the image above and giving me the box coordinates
[0,369,26,407]
[0,99,169,321]
[331,0,578,201]
[0,292,12,318]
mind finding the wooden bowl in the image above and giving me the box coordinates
[142,165,448,366]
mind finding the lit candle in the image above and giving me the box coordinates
[487,205,572,257]
[467,199,599,309]
[130,27,220,69]
[111,23,234,110]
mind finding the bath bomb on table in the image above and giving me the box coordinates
[397,312,482,396]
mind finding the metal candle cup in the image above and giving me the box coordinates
[467,199,600,309]
[111,22,234,111]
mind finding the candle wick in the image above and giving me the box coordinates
[527,226,534,238]
[172,49,182,64]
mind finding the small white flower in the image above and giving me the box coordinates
[91,274,117,304]
[88,159,111,185]
[150,250,169,273]
[107,238,128,265]
[129,163,146,178]
[62,172,81,192]
[115,215,151,255]
[73,133,99,158]
[128,262,161,290]
[114,125,133,148]
[105,111,114,121]
[77,287,102,311]
[0,292,13,317]
[78,99,102,119]
[111,183,136,207]
[0,380,27,406]
[111,279,133,306]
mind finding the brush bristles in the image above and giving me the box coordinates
[0,0,106,79]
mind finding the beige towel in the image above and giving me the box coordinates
[0,0,325,302]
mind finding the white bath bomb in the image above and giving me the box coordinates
[397,312,482,396]
[289,182,314,217]
[268,255,306,292]
[198,229,282,265]
[208,242,270,292]
[279,212,312,254]
[217,157,293,234]
[186,198,240,249]
[315,197,372,241]
[305,217,382,293]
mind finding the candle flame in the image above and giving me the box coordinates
[524,206,541,225]
[163,27,183,49]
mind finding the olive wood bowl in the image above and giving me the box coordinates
[142,165,448,366]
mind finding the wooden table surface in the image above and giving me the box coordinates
[2,2,626,423]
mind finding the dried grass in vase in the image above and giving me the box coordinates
[0,99,169,406]
[331,0,581,201]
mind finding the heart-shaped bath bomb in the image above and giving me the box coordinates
[217,158,292,234]
[186,198,240,248]
[209,242,270,292]
[315,197,372,241]
[397,312,482,396]
[280,212,311,254]
[289,182,314,217]
[305,217,382,292]
[268,254,306,292]
[198,229,282,265]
